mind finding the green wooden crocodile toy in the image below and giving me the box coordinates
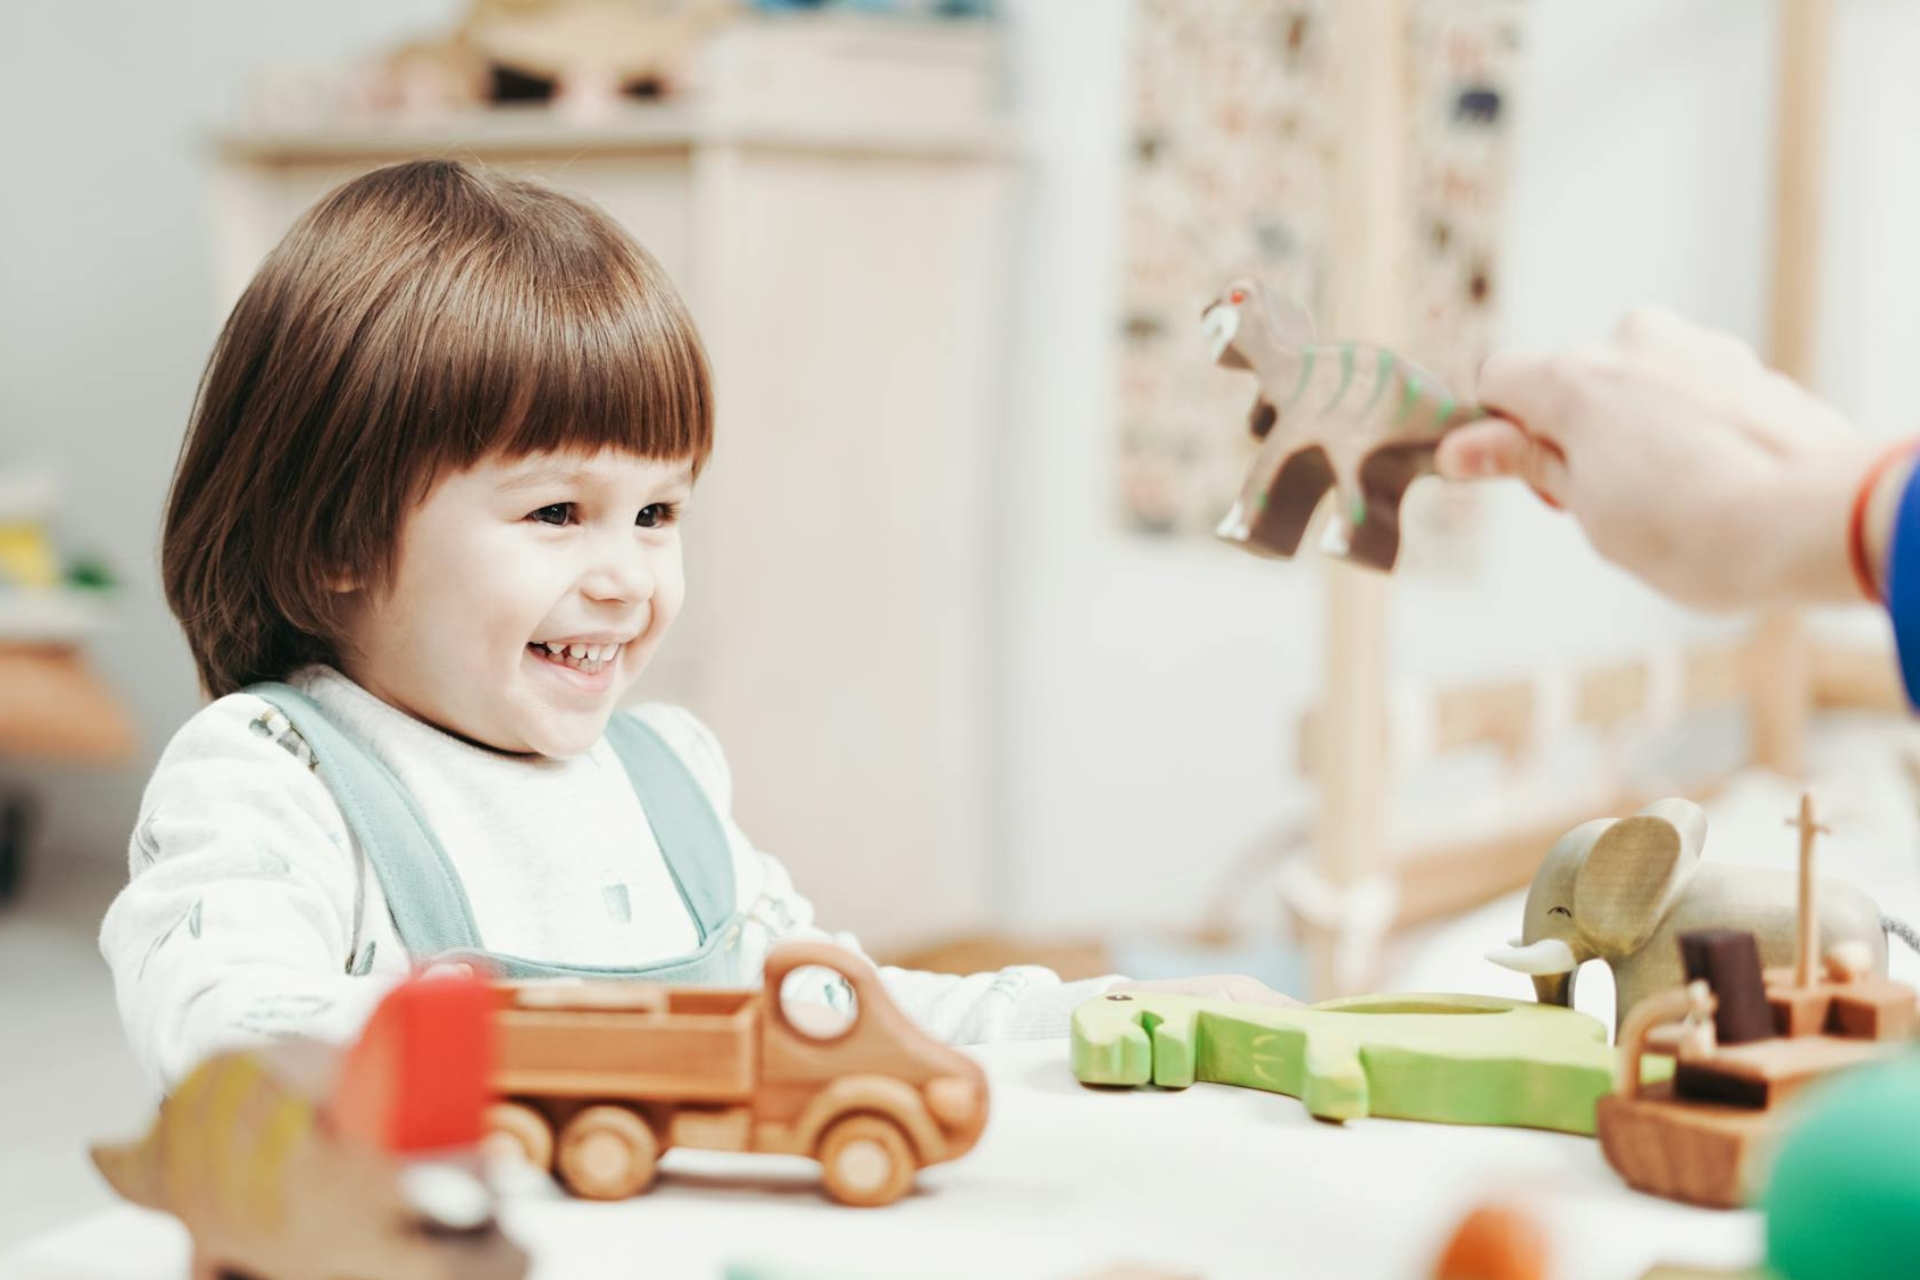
[1072,990,1621,1135]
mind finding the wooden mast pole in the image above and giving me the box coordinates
[1307,0,1406,998]
[1750,0,1834,776]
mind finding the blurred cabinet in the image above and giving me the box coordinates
[209,16,1016,948]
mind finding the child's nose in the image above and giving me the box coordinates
[582,535,655,604]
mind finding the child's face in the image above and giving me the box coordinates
[335,447,693,757]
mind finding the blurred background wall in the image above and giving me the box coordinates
[2,0,1918,944]
[0,0,460,880]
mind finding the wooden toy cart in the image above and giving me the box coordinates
[1597,795,1918,1207]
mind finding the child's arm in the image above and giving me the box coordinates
[1434,305,1906,611]
[727,844,1122,1042]
[739,857,1294,1040]
[100,697,399,1093]
[637,706,1293,1044]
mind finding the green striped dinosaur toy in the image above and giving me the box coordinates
[1203,278,1482,571]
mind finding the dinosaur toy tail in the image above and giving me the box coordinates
[90,1136,161,1210]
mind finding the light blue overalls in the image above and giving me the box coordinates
[249,682,751,985]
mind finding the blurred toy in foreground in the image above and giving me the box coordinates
[484,940,988,1207]
[1596,796,1919,1209]
[1486,797,1898,1032]
[91,975,526,1280]
[1204,278,1480,571]
[1072,986,1614,1135]
[1432,1202,1549,1280]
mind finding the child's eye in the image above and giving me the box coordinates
[527,503,575,526]
[636,502,679,529]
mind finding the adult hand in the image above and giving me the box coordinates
[1435,307,1900,610]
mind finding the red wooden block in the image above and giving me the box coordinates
[332,976,500,1153]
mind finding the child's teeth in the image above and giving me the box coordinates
[529,641,619,668]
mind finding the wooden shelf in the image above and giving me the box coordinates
[215,103,1014,164]
[0,647,136,764]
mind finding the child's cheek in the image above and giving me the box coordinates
[654,544,688,629]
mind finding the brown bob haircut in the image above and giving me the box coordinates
[165,158,712,697]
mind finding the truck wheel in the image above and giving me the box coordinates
[556,1105,659,1200]
[484,1101,554,1172]
[817,1115,915,1207]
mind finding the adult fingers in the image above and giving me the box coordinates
[1437,418,1570,508]
[1614,304,1762,377]
[1475,350,1582,447]
[1436,418,1526,479]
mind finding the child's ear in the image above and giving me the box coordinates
[324,569,361,593]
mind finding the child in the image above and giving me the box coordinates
[102,159,1288,1093]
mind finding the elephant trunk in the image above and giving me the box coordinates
[1531,971,1573,1007]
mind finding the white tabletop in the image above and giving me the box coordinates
[0,1040,1763,1280]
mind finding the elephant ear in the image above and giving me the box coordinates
[1573,800,1706,956]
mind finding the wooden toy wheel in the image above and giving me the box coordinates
[817,1114,915,1207]
[556,1105,659,1200]
[484,1101,554,1172]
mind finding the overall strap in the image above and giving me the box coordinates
[601,713,737,944]
[248,682,486,954]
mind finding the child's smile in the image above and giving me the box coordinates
[333,446,693,757]
[525,629,642,692]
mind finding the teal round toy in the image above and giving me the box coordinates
[1764,1052,1920,1280]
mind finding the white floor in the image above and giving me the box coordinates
[0,858,152,1251]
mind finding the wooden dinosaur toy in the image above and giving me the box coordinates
[1203,277,1481,571]
[1072,988,1616,1135]
[91,975,527,1280]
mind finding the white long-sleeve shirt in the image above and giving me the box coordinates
[100,665,1113,1093]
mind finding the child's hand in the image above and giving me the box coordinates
[421,961,477,981]
[1108,975,1299,1006]
[1434,307,1894,611]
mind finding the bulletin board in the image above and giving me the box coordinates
[1113,0,1525,568]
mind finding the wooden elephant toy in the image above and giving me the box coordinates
[1486,797,1893,1030]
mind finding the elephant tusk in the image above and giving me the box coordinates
[1486,938,1578,976]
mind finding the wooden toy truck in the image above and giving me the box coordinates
[482,940,989,1207]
